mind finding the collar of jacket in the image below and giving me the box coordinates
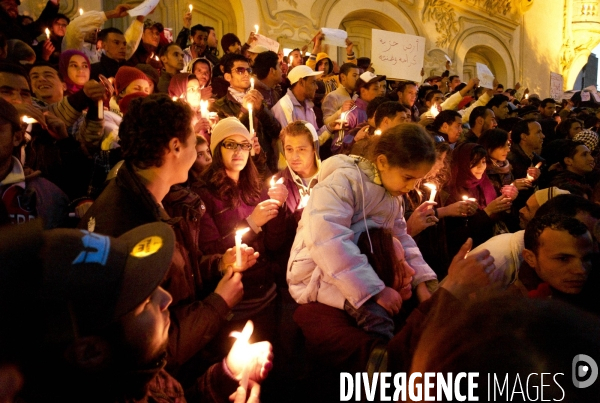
[349,155,382,186]
[116,162,179,225]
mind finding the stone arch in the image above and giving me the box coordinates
[451,28,516,87]
[323,1,420,62]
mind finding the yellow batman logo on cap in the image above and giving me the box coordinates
[131,236,163,258]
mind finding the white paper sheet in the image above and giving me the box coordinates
[320,28,348,48]
[254,34,279,53]
[476,62,495,89]
[127,0,160,17]
[371,29,425,82]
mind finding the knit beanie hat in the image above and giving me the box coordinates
[118,92,148,114]
[135,63,159,88]
[6,39,35,65]
[534,187,570,206]
[114,66,150,96]
[221,33,241,53]
[58,49,90,94]
[210,117,252,155]
[574,129,599,152]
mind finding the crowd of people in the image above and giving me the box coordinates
[1,0,600,402]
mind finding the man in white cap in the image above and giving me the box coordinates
[272,65,337,145]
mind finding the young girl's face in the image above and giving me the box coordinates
[392,238,415,300]
[488,141,510,162]
[470,157,487,180]
[377,156,433,196]
[67,55,90,86]
[193,142,212,172]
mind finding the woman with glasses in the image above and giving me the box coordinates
[195,117,288,355]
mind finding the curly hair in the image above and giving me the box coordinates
[119,94,193,169]
[199,140,262,208]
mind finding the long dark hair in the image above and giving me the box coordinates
[367,123,436,169]
[199,140,262,208]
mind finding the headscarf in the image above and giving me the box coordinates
[59,49,90,95]
[186,57,213,88]
[167,73,196,100]
[447,142,497,209]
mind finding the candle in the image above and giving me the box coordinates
[250,77,255,91]
[270,175,275,188]
[526,174,534,181]
[235,228,250,269]
[188,4,193,12]
[462,195,476,202]
[97,100,104,120]
[289,56,294,66]
[534,162,542,169]
[45,28,50,40]
[247,103,255,156]
[254,25,259,35]
[79,8,83,16]
[21,116,37,124]
[200,100,209,117]
[525,94,529,99]
[374,129,382,135]
[230,320,254,392]
[172,96,178,101]
[429,104,439,118]
[424,183,437,203]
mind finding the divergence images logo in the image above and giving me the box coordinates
[572,354,598,389]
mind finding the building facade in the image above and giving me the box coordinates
[20,0,600,98]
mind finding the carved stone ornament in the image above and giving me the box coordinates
[422,0,460,48]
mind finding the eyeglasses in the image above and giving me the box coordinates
[232,67,252,75]
[222,141,253,151]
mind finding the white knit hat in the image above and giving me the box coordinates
[534,187,570,206]
[210,117,252,155]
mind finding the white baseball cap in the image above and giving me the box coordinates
[288,65,323,85]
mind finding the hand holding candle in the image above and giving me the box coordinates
[234,228,250,269]
[267,176,287,206]
[228,321,273,393]
[429,104,440,118]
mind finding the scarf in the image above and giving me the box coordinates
[227,86,247,104]
[59,49,90,95]
[447,142,497,209]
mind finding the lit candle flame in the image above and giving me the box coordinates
[250,77,254,91]
[172,96,178,102]
[79,8,83,16]
[230,320,254,392]
[429,104,439,118]
[188,4,193,12]
[525,94,529,99]
[254,25,259,35]
[235,227,250,269]
[462,195,477,202]
[45,28,50,40]
[154,55,159,61]
[22,116,37,124]
[424,183,437,203]
[270,175,275,188]
[374,129,382,135]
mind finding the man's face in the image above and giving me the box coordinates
[380,112,406,132]
[0,0,18,19]
[227,42,241,54]
[399,84,417,107]
[0,73,32,104]
[207,29,218,48]
[191,30,208,54]
[519,195,540,229]
[29,66,65,104]
[102,33,127,61]
[441,116,463,143]
[566,145,595,175]
[492,101,509,120]
[360,82,380,103]
[270,62,283,83]
[193,62,210,88]
[298,76,318,100]
[482,110,498,131]
[143,27,161,48]
[427,92,444,108]
[120,286,172,365]
[523,121,545,152]
[225,61,251,91]
[539,102,556,118]
[162,45,184,73]
[525,229,593,294]
[342,68,360,92]
[52,18,68,37]
[449,77,461,90]
[316,58,330,73]
[289,50,302,67]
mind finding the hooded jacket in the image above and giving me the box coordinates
[287,155,437,310]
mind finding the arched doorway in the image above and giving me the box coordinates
[338,10,405,63]
[463,45,508,87]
